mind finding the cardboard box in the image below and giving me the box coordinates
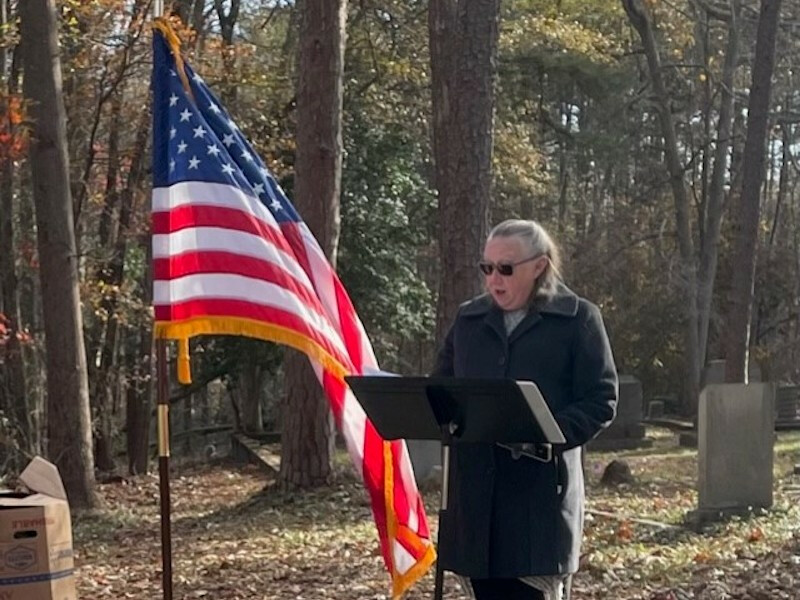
[0,457,76,600]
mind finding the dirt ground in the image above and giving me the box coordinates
[73,430,800,599]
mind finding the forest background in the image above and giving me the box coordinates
[0,0,797,503]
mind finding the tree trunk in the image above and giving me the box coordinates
[14,128,41,445]
[0,2,30,462]
[173,0,194,23]
[278,0,347,489]
[697,0,741,365]
[768,107,790,252]
[86,92,122,471]
[429,0,499,345]
[214,0,240,107]
[279,351,335,487]
[190,0,206,45]
[19,0,97,507]
[182,393,193,455]
[724,0,783,383]
[693,10,710,247]
[623,0,701,414]
[16,142,41,453]
[126,240,153,476]
[239,359,264,435]
[93,101,150,472]
[69,0,147,238]
[126,319,153,475]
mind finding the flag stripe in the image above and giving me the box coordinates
[292,224,344,333]
[153,227,313,289]
[153,181,273,221]
[154,301,352,370]
[362,418,391,563]
[153,204,289,251]
[153,252,327,321]
[154,277,352,362]
[333,275,367,371]
[340,388,367,464]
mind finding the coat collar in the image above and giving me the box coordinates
[460,283,579,343]
[460,282,579,318]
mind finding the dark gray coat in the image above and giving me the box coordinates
[432,284,617,578]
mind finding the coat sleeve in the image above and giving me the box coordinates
[431,320,456,377]
[555,302,618,449]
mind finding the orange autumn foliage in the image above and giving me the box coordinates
[0,94,28,162]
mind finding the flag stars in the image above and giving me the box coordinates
[253,183,265,196]
[207,144,221,157]
[177,140,188,154]
[270,198,282,212]
[222,133,235,147]
[193,125,207,138]
[193,71,203,83]
[241,150,253,162]
[169,94,179,107]
[170,127,177,140]
[188,156,201,170]
[208,102,221,114]
[221,163,235,176]
[169,159,175,172]
[179,108,192,122]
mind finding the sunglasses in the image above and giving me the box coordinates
[478,255,541,276]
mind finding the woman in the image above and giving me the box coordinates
[433,219,618,600]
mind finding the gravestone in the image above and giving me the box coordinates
[775,385,800,429]
[703,359,762,386]
[650,394,679,415]
[590,375,652,451]
[694,383,775,522]
[407,440,441,488]
[685,360,765,450]
[702,359,726,386]
[647,400,665,419]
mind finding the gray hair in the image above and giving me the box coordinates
[487,219,563,297]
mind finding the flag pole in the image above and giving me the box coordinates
[156,340,173,600]
[152,4,172,600]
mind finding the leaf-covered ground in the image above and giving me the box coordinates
[74,430,800,599]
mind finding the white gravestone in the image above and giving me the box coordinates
[698,383,775,517]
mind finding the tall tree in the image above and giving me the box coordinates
[19,0,97,507]
[622,0,740,413]
[429,0,500,344]
[696,0,742,365]
[724,0,783,382]
[92,102,151,472]
[0,0,30,461]
[214,0,241,106]
[279,0,348,488]
[126,236,154,476]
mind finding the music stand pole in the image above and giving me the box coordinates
[433,422,457,600]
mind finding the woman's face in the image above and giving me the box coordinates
[482,236,547,311]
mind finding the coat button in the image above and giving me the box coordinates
[498,356,506,366]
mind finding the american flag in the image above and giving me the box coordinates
[151,20,435,596]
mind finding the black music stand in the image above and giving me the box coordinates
[345,375,566,600]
